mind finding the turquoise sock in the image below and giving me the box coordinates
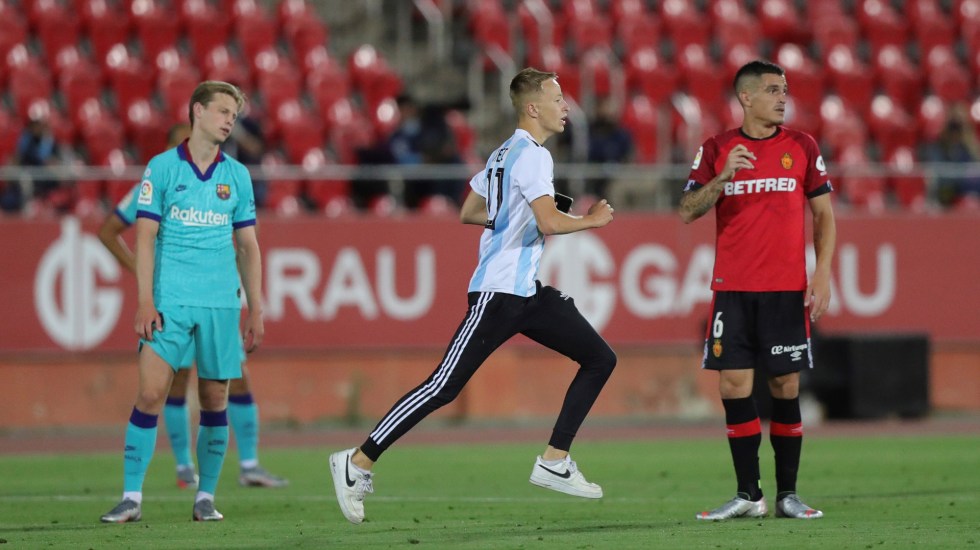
[163,397,194,467]
[196,410,229,495]
[123,408,158,493]
[228,394,258,463]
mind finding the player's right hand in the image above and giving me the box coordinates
[588,199,614,227]
[135,302,162,341]
[720,144,756,180]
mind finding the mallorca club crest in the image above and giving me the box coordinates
[712,338,723,358]
[216,183,231,200]
[780,153,793,170]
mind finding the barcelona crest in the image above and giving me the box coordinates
[216,183,231,200]
[712,339,723,358]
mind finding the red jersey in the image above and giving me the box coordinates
[684,126,832,291]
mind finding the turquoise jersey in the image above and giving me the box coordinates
[135,142,256,309]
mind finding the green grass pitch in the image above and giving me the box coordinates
[0,434,977,549]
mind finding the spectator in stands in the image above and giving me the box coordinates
[7,112,63,212]
[924,105,980,207]
[586,96,633,199]
[224,111,268,207]
[388,94,465,210]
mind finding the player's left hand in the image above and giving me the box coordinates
[805,271,832,322]
[242,310,265,353]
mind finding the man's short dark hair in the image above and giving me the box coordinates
[733,60,785,93]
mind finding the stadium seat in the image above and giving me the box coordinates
[468,0,513,67]
[58,57,105,126]
[867,95,919,159]
[757,0,805,47]
[825,45,875,115]
[722,43,762,85]
[283,12,328,63]
[886,146,928,212]
[580,48,616,100]
[236,8,279,65]
[538,45,580,101]
[874,45,924,114]
[348,45,403,110]
[78,110,125,164]
[33,0,80,66]
[811,16,859,58]
[610,0,649,27]
[621,94,661,163]
[856,0,909,57]
[300,149,354,216]
[306,55,351,113]
[615,12,661,53]
[103,44,156,113]
[369,97,401,142]
[835,144,886,213]
[201,44,251,88]
[517,0,562,66]
[276,100,326,164]
[182,0,232,56]
[918,95,950,142]
[0,3,27,63]
[660,0,711,54]
[0,105,21,164]
[677,44,726,114]
[624,46,677,105]
[445,109,479,166]
[256,60,303,121]
[923,46,972,103]
[124,99,170,163]
[8,63,53,119]
[711,0,760,51]
[158,65,200,125]
[775,43,825,114]
[130,0,182,62]
[820,95,869,155]
[565,11,613,56]
[324,98,374,165]
[81,0,131,64]
[909,1,957,55]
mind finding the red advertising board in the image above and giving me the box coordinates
[1,213,978,353]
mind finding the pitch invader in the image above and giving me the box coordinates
[100,81,264,523]
[680,60,836,521]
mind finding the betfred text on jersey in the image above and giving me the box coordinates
[169,206,230,227]
[725,178,797,195]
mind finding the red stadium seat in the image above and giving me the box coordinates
[369,97,401,142]
[517,0,562,66]
[283,12,328,63]
[259,151,303,215]
[660,0,711,53]
[445,109,479,166]
[757,0,805,47]
[874,45,924,114]
[348,45,402,110]
[300,149,353,216]
[324,99,374,165]
[775,43,825,114]
[856,0,909,57]
[158,65,200,125]
[79,110,125,164]
[610,0,649,26]
[711,0,759,51]
[306,56,351,113]
[812,17,859,58]
[621,94,661,163]
[33,0,80,66]
[468,0,513,66]
[130,0,181,62]
[256,60,302,121]
[836,145,886,213]
[103,44,155,113]
[616,13,661,52]
[722,43,762,85]
[0,3,27,63]
[886,146,928,212]
[182,0,232,56]
[923,46,972,103]
[539,46,580,100]
[677,44,726,113]
[565,11,613,56]
[909,1,957,55]
[58,58,105,126]
[624,46,677,105]
[819,95,868,154]
[0,105,21,164]
[276,101,325,164]
[201,44,251,88]
[867,95,919,158]
[124,99,170,163]
[580,48,615,99]
[8,63,53,119]
[825,45,875,115]
[236,8,278,65]
[918,95,950,142]
[82,0,131,64]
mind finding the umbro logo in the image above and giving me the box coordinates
[538,464,571,479]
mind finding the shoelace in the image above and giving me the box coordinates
[353,474,374,501]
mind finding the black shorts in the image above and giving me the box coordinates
[701,291,812,375]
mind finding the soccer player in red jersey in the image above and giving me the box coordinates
[680,60,837,521]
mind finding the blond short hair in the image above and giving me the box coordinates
[188,81,247,126]
[509,67,558,111]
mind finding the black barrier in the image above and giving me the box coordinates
[806,334,931,419]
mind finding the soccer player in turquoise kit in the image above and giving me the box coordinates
[99,125,287,491]
[100,81,264,523]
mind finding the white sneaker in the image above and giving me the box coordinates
[696,496,768,520]
[328,448,374,524]
[529,455,603,499]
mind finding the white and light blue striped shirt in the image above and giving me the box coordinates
[468,129,555,297]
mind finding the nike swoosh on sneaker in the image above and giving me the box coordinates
[345,457,356,487]
[538,464,572,479]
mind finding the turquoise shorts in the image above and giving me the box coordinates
[141,305,244,380]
